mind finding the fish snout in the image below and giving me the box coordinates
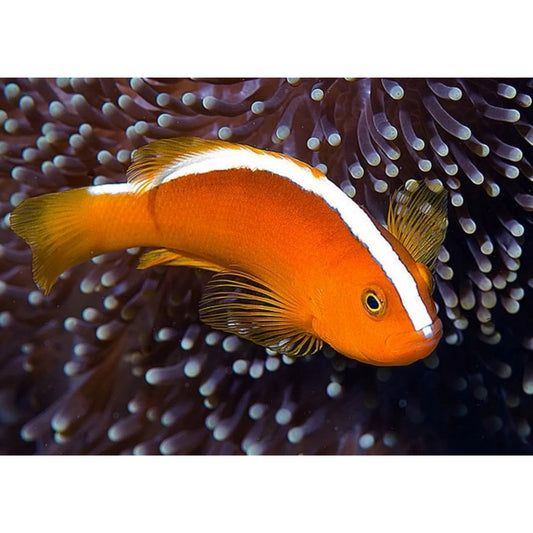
[383,319,443,365]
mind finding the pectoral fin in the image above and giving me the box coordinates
[387,179,448,270]
[199,270,322,357]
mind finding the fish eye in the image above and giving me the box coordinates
[362,288,386,318]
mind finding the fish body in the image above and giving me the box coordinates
[10,137,447,365]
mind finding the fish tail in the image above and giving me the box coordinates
[10,187,125,294]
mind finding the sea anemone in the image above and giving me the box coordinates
[1,78,531,454]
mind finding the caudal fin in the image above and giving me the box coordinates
[10,188,101,294]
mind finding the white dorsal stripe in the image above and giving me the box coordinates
[87,183,133,195]
[143,144,434,332]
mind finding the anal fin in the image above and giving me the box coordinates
[199,270,322,358]
[137,248,225,272]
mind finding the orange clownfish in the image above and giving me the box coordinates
[10,137,447,366]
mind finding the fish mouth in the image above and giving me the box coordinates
[383,319,443,365]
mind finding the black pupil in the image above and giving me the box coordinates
[367,294,380,310]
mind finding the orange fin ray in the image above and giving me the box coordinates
[137,248,225,272]
[127,137,235,193]
[199,271,322,357]
[387,179,448,270]
[9,188,98,295]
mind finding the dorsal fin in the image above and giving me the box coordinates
[199,270,322,357]
[127,137,231,193]
[387,179,448,270]
[126,136,325,193]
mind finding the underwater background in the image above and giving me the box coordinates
[0,78,531,455]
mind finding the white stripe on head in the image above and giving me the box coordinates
[148,143,434,332]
